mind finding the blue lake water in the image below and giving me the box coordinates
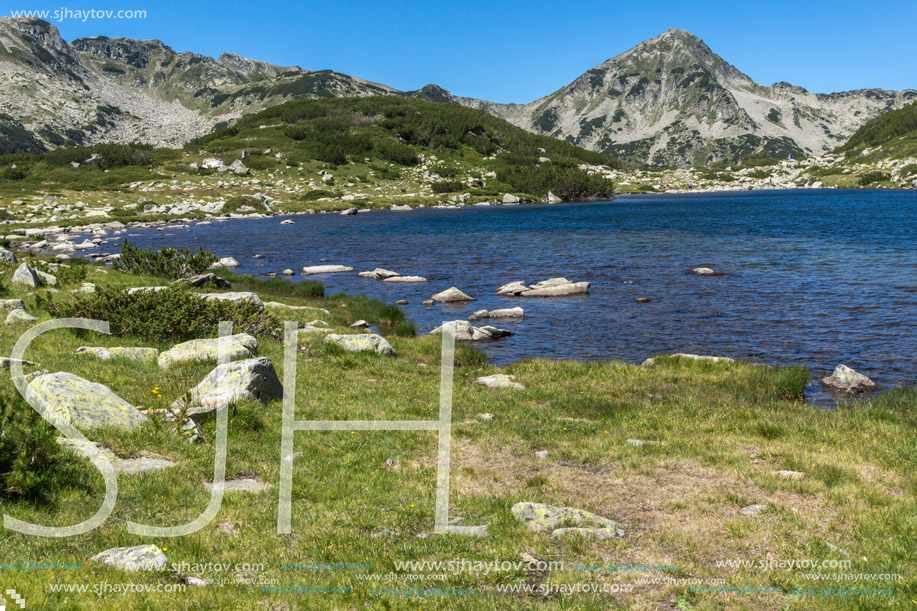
[98,189,917,404]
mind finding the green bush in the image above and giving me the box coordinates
[113,240,217,280]
[899,164,917,178]
[858,171,889,186]
[0,165,29,180]
[223,196,263,213]
[0,386,65,498]
[432,180,465,193]
[391,320,417,337]
[45,286,279,342]
[44,143,153,169]
[216,270,325,298]
[495,162,615,200]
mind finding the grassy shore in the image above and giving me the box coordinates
[0,255,914,610]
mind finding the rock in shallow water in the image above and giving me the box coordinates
[821,364,877,394]
[431,287,475,303]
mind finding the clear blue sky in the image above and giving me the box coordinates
[10,0,916,102]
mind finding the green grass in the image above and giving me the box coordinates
[0,255,913,609]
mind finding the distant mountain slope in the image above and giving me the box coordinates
[0,17,396,151]
[461,30,916,165]
[837,101,917,154]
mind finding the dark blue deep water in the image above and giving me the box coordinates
[96,189,917,403]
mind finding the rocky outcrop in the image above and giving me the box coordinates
[468,307,524,321]
[91,545,168,572]
[11,262,41,287]
[520,278,590,297]
[430,320,513,341]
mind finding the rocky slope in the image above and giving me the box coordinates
[460,30,916,165]
[0,17,394,152]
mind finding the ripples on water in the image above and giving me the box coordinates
[94,189,917,405]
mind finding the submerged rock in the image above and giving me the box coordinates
[691,267,724,276]
[496,281,528,296]
[821,364,877,394]
[27,372,148,430]
[384,275,427,283]
[324,333,396,356]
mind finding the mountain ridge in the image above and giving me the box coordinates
[1,18,914,165]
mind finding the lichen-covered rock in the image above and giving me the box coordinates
[511,502,623,538]
[821,364,877,394]
[0,299,24,311]
[324,333,396,356]
[91,545,168,572]
[11,262,41,287]
[27,372,148,430]
[5,308,36,325]
[157,333,257,369]
[0,247,17,263]
[73,282,96,293]
[75,346,160,363]
[475,374,524,389]
[468,307,524,321]
[431,287,475,303]
[176,357,283,416]
[199,292,264,311]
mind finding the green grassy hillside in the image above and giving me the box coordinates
[836,101,917,159]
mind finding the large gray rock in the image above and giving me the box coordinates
[0,248,17,263]
[229,159,249,175]
[11,262,41,287]
[209,257,240,269]
[158,333,258,369]
[821,364,877,394]
[75,346,160,363]
[176,357,283,416]
[502,193,521,204]
[324,333,396,356]
[431,287,475,303]
[383,275,427,283]
[545,191,562,204]
[199,292,264,311]
[27,372,148,429]
[358,268,400,280]
[91,545,168,572]
[511,502,623,538]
